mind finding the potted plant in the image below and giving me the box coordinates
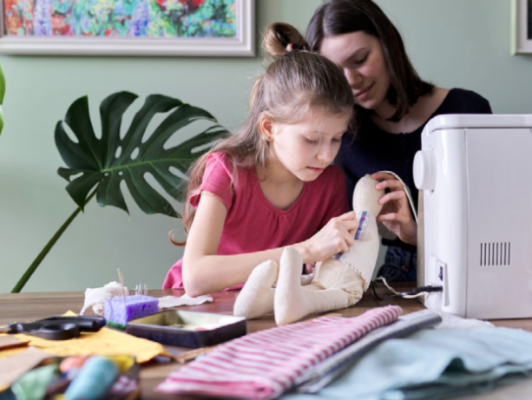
[11,91,227,292]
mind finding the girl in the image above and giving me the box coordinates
[163,23,359,297]
[306,0,492,281]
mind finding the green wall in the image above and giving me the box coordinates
[0,0,530,293]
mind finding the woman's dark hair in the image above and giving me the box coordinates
[306,0,434,122]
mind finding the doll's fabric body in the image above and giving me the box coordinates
[313,173,384,294]
[163,152,349,290]
[311,211,380,302]
[234,174,385,325]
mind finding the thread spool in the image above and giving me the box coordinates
[64,356,118,400]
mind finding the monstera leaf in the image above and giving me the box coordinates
[11,91,227,293]
[55,91,228,218]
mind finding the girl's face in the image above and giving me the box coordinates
[263,107,350,182]
[319,31,390,111]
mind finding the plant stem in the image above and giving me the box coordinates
[11,188,98,293]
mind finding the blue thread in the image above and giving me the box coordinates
[64,356,118,400]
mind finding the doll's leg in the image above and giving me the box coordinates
[233,260,278,319]
[274,247,357,326]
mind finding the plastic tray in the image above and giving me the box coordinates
[126,309,247,348]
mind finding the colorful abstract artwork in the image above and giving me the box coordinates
[3,0,236,38]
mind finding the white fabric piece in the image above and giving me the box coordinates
[80,281,129,316]
[158,294,213,309]
[431,310,495,330]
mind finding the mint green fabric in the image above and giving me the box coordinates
[11,364,57,400]
[283,327,532,400]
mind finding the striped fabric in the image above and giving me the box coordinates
[157,305,402,399]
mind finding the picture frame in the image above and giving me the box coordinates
[512,0,532,55]
[0,0,255,56]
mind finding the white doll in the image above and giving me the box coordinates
[234,174,385,326]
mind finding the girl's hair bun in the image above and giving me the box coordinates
[263,22,311,59]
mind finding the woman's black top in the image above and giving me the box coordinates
[335,88,492,251]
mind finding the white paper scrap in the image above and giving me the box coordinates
[158,294,213,309]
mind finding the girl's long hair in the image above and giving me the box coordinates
[171,22,354,245]
[306,0,434,123]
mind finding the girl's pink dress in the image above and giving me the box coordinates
[163,152,349,290]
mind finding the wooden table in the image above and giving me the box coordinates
[2,287,532,399]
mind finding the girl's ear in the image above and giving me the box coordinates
[259,115,275,142]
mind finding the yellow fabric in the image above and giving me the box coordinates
[0,311,171,364]
[107,355,136,372]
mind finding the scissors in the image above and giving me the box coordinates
[0,316,106,340]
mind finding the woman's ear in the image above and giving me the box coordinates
[259,115,275,142]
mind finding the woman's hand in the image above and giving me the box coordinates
[294,211,359,263]
[371,172,417,246]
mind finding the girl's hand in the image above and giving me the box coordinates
[371,172,417,246]
[295,211,359,262]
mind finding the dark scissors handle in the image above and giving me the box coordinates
[40,316,106,332]
[6,316,106,340]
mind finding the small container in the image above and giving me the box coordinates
[126,310,247,348]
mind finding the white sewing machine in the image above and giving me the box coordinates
[414,114,532,319]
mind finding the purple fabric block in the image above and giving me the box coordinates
[104,295,159,327]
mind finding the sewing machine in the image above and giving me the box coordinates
[414,114,532,319]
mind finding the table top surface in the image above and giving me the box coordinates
[2,286,532,399]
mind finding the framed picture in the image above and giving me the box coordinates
[512,0,532,54]
[0,0,255,56]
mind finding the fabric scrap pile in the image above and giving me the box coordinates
[282,325,532,400]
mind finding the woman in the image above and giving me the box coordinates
[306,0,492,282]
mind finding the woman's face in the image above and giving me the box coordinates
[320,31,390,111]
